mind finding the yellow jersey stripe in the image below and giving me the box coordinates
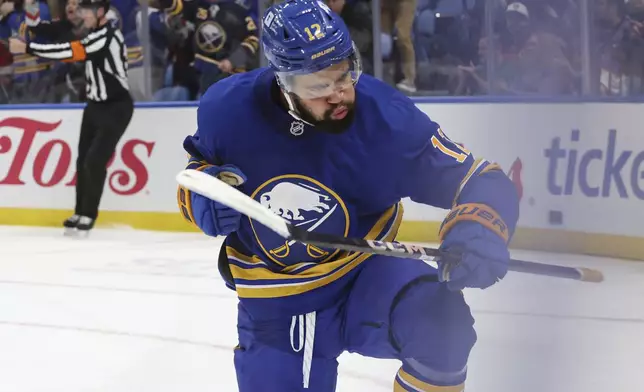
[278,203,398,274]
[396,368,464,391]
[229,250,363,281]
[229,202,401,278]
[234,252,373,298]
[229,202,403,298]
[227,247,268,266]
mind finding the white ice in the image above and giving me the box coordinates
[0,226,642,392]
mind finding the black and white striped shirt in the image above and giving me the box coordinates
[27,23,130,102]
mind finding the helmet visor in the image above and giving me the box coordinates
[276,42,362,99]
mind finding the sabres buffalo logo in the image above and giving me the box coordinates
[196,21,227,54]
[250,175,350,265]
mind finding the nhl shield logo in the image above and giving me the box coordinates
[250,175,350,265]
[289,121,304,136]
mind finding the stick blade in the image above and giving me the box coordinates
[577,267,604,283]
[175,169,292,239]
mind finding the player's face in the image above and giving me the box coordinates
[290,61,357,134]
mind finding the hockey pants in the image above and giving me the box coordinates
[234,255,476,391]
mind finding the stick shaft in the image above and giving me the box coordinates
[290,227,603,282]
[176,170,604,283]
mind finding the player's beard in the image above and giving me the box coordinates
[292,94,356,134]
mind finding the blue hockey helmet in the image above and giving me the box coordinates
[261,0,362,98]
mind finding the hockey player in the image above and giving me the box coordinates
[177,0,519,390]
[160,0,259,95]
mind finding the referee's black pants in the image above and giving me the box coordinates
[75,97,134,220]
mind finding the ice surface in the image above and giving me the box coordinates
[0,226,642,391]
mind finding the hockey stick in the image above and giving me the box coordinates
[176,169,604,283]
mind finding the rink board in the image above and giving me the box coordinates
[1,207,640,261]
[0,101,643,260]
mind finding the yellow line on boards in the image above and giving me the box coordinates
[1,208,642,260]
[398,221,644,261]
[0,208,199,232]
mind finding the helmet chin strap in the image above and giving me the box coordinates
[282,90,315,126]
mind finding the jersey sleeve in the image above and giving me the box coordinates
[26,25,110,61]
[227,6,259,72]
[397,104,519,236]
[178,91,228,226]
[182,92,226,165]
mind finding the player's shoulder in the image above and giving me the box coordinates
[199,69,262,115]
[197,68,269,138]
[356,75,436,139]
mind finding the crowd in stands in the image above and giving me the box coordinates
[0,0,643,103]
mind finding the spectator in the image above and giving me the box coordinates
[594,0,644,95]
[381,0,417,93]
[459,2,575,95]
[46,0,62,19]
[26,0,88,102]
[1,0,56,103]
[413,0,483,94]
[126,0,169,100]
[518,0,581,73]
[325,0,373,74]
[99,0,145,99]
[161,0,259,97]
[0,31,11,102]
[164,3,199,100]
[24,0,86,42]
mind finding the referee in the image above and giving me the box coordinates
[10,0,133,236]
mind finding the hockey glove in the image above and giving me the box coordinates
[437,204,510,291]
[190,164,247,237]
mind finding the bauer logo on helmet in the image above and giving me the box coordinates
[311,46,335,60]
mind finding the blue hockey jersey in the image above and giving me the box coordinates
[0,3,53,82]
[179,68,518,319]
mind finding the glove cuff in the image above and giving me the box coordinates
[218,164,245,186]
[177,163,211,225]
[439,203,510,244]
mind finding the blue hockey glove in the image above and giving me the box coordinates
[437,204,510,291]
[190,164,247,237]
